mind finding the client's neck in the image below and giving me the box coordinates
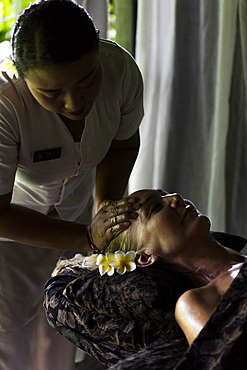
[162,235,246,287]
[184,238,245,286]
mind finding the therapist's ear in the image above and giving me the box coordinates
[135,252,158,268]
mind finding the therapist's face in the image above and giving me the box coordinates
[24,50,103,120]
[128,189,210,258]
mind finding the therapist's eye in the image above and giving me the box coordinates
[42,93,60,100]
[78,75,94,88]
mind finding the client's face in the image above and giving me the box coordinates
[128,189,210,259]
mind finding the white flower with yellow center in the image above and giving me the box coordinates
[109,251,136,275]
[96,252,116,276]
[0,57,19,79]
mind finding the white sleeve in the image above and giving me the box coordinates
[0,94,19,195]
[115,49,144,140]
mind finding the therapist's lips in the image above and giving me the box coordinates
[68,109,85,116]
[67,102,93,117]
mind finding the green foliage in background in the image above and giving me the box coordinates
[0,0,35,42]
[109,0,116,41]
[0,0,133,52]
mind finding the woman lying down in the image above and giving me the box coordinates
[44,189,247,369]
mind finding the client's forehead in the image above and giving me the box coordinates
[129,189,167,202]
[129,189,154,201]
[127,189,167,240]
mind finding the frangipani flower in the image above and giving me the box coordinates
[0,57,19,79]
[96,252,116,276]
[109,251,136,275]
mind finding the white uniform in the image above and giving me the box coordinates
[0,39,144,370]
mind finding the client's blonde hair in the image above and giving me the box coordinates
[52,228,139,276]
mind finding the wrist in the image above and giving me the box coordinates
[84,224,101,254]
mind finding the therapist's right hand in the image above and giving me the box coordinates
[87,197,140,251]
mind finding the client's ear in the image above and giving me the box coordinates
[135,252,158,268]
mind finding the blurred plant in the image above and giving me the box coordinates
[0,0,35,43]
[0,0,14,42]
[0,1,116,44]
[109,0,116,41]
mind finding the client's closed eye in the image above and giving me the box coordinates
[149,203,162,217]
[157,189,169,196]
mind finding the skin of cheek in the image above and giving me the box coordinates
[144,216,186,257]
[32,91,61,112]
[128,191,212,271]
[26,71,103,115]
[182,214,211,246]
[24,56,104,115]
[130,216,174,259]
[136,214,211,266]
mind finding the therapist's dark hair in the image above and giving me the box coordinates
[11,0,99,78]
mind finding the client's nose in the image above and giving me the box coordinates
[167,193,184,208]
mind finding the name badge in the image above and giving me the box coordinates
[33,147,62,163]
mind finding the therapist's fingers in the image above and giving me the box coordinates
[101,199,140,245]
[88,198,140,250]
[98,198,140,226]
[104,199,140,234]
[104,218,132,239]
[107,212,137,229]
[106,198,140,217]
[97,197,140,216]
[98,199,111,210]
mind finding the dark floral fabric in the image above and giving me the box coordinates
[44,267,192,367]
[43,232,247,368]
[110,259,247,369]
[210,231,246,252]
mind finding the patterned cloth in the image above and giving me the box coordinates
[44,267,192,367]
[43,232,247,369]
[110,259,247,369]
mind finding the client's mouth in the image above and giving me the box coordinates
[182,205,195,222]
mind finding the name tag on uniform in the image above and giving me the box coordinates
[33,147,62,163]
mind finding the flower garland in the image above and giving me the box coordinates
[96,251,136,276]
[0,57,19,79]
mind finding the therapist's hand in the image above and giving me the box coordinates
[87,197,140,251]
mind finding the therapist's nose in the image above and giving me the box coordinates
[166,193,184,209]
[64,92,82,112]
